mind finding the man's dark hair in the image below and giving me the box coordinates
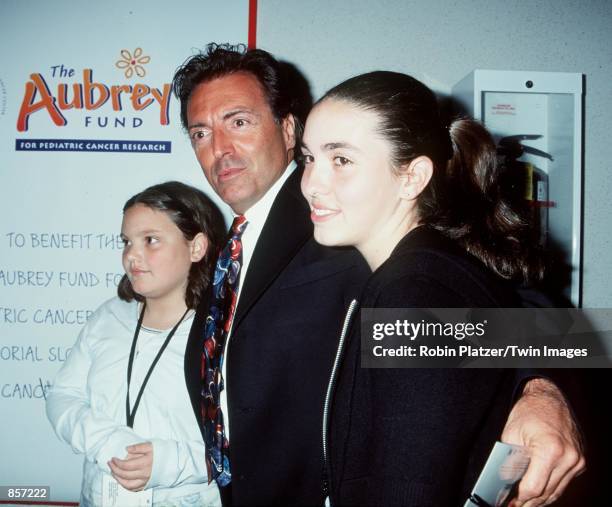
[172,43,310,146]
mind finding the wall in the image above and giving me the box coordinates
[0,1,249,502]
[257,0,612,308]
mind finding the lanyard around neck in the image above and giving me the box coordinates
[126,302,190,428]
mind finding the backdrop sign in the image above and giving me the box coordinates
[0,1,251,502]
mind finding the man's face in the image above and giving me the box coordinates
[186,72,295,214]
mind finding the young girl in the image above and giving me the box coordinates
[46,181,225,506]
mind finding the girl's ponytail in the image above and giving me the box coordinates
[421,117,544,284]
[321,71,544,285]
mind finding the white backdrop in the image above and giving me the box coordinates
[0,1,249,502]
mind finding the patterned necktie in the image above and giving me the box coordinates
[202,215,248,487]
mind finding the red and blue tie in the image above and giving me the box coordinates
[202,215,248,487]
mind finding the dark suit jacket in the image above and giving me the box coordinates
[185,168,370,506]
[328,226,519,506]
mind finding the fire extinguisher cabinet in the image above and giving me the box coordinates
[452,70,583,307]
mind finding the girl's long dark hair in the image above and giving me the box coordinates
[117,181,225,308]
[321,71,543,284]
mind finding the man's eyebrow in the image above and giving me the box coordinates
[187,108,258,130]
[187,121,208,131]
[222,108,257,120]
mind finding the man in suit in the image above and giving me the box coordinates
[172,44,584,506]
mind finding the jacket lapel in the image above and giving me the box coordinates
[231,167,312,330]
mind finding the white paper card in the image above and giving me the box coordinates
[102,474,153,507]
[464,441,530,507]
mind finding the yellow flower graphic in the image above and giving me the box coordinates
[115,48,150,78]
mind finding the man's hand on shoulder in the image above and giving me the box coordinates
[502,378,585,506]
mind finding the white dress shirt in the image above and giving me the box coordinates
[220,161,297,439]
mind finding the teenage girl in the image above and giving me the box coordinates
[300,72,542,506]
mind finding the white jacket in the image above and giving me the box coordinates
[46,297,220,506]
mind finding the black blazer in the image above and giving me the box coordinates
[328,226,520,506]
[185,168,370,506]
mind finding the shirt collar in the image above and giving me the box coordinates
[237,160,297,226]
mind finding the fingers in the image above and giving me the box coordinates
[107,441,154,491]
[501,377,586,506]
[126,441,153,455]
[541,454,586,506]
[512,441,586,507]
[512,455,552,506]
[109,454,149,475]
[108,455,151,487]
[108,456,148,491]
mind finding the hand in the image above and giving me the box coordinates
[108,442,154,491]
[502,378,585,506]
